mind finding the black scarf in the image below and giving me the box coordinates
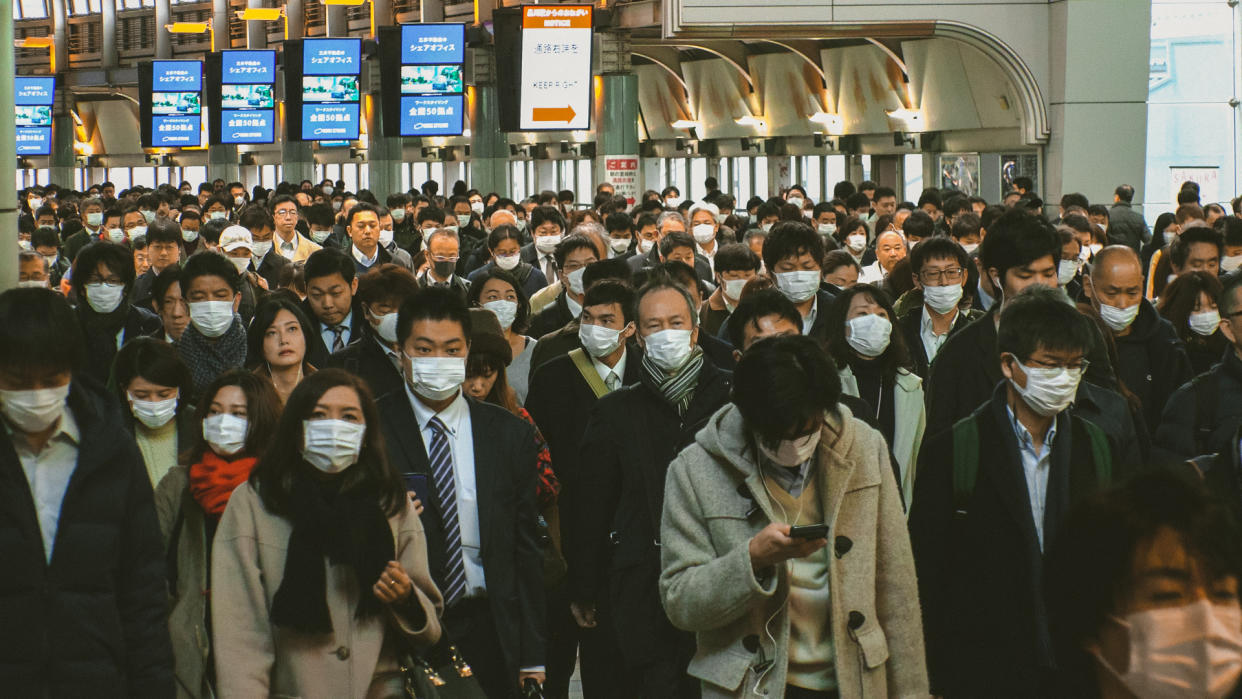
[270,477,395,635]
[78,301,129,382]
[177,317,247,398]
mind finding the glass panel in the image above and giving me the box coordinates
[19,0,47,19]
[107,168,131,191]
[401,164,411,193]
[668,158,686,199]
[825,156,847,201]
[802,156,823,203]
[688,158,706,201]
[904,154,924,203]
[182,166,206,188]
[753,156,768,200]
[736,157,751,205]
[261,165,277,188]
[578,159,592,202]
[509,161,526,202]
[643,158,664,194]
[131,167,155,189]
[430,162,444,191]
[861,155,872,183]
[342,164,359,193]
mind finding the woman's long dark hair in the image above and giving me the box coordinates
[183,369,283,464]
[249,369,406,518]
[1158,271,1225,344]
[246,296,317,370]
[466,267,532,336]
[824,283,913,379]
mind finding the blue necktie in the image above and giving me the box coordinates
[428,416,467,607]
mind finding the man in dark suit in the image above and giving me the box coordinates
[526,280,639,699]
[528,235,599,339]
[525,258,634,384]
[649,260,737,371]
[240,205,290,289]
[376,287,545,699]
[521,205,568,284]
[627,211,714,284]
[300,248,368,368]
[910,286,1133,698]
[326,262,419,398]
[570,278,732,698]
[899,236,982,379]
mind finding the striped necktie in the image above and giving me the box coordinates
[428,416,467,607]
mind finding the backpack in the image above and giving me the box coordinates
[951,414,1112,513]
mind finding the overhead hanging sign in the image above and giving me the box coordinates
[15,76,55,156]
[301,38,362,141]
[212,50,277,144]
[380,23,467,138]
[519,5,592,131]
[141,60,204,148]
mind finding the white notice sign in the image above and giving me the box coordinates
[604,156,640,205]
[520,5,592,131]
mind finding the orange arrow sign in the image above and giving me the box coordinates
[532,105,576,122]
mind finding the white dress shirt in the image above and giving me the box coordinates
[565,293,582,319]
[320,310,353,351]
[591,347,628,390]
[920,306,958,366]
[407,388,487,598]
[1006,405,1057,552]
[10,408,80,563]
[802,297,819,335]
[277,232,299,260]
[351,244,378,269]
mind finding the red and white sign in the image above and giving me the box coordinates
[604,156,640,205]
[519,5,592,131]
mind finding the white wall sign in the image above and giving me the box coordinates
[1170,166,1219,204]
[520,5,592,131]
[604,156,640,205]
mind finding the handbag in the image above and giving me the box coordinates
[399,642,488,699]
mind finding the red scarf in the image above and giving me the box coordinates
[188,452,258,517]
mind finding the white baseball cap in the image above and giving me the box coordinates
[219,225,253,253]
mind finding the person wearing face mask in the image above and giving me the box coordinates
[468,225,549,300]
[836,216,870,268]
[520,205,568,286]
[303,202,340,250]
[0,287,175,696]
[151,369,281,699]
[71,241,165,384]
[688,201,723,267]
[238,206,292,290]
[385,192,419,254]
[212,370,443,698]
[418,227,471,301]
[572,279,732,697]
[826,284,925,508]
[1048,468,1242,699]
[528,235,599,340]
[374,205,416,273]
[18,249,53,289]
[740,221,834,344]
[660,185,681,210]
[375,288,548,698]
[1156,271,1228,375]
[326,263,420,398]
[899,237,982,379]
[113,338,195,488]
[225,182,248,216]
[177,251,249,401]
[910,286,1128,699]
[699,243,761,337]
[246,298,317,405]
[603,211,637,262]
[1084,246,1192,433]
[467,268,538,405]
[446,195,487,275]
[201,194,234,227]
[660,335,927,699]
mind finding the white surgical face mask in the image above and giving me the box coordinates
[665,197,678,208]
[17,239,32,251]
[1007,357,1082,417]
[1223,254,1242,273]
[129,225,148,239]
[378,228,394,247]
[483,299,518,330]
[723,278,749,301]
[642,328,694,372]
[368,308,399,344]
[1058,259,1081,287]
[470,201,485,215]
[455,214,472,229]
[1093,600,1242,699]
[609,237,631,254]
[638,238,655,254]
[302,419,366,473]
[208,211,228,221]
[756,430,821,468]
[85,282,125,314]
[0,384,70,433]
[535,233,562,255]
[923,283,964,315]
[310,229,332,244]
[1089,242,1104,255]
[404,355,466,401]
[86,212,103,227]
[774,270,820,303]
[716,213,729,225]
[141,210,156,224]
[323,185,334,196]
[1190,309,1222,337]
[189,300,235,338]
[566,267,587,296]
[129,393,178,429]
[818,223,837,238]
[786,197,804,210]
[515,219,528,232]
[251,240,272,260]
[692,223,716,245]
[1098,300,1141,333]
[203,413,248,457]
[847,233,867,253]
[28,197,42,210]
[228,255,251,275]
[106,228,126,244]
[18,279,49,289]
[234,195,246,208]
[182,228,200,243]
[761,222,774,233]
[579,322,627,358]
[494,252,521,271]
[846,313,892,357]
[961,242,979,255]
[390,209,406,222]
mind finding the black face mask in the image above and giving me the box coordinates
[432,259,456,279]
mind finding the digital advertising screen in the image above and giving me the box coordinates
[15,76,54,156]
[141,60,204,148]
[379,23,467,138]
[291,38,362,141]
[210,50,277,144]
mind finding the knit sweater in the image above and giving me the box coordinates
[135,420,179,488]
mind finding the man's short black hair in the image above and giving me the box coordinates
[304,247,356,285]
[200,218,229,245]
[31,226,59,249]
[151,266,184,308]
[910,236,970,275]
[950,212,982,241]
[732,334,842,445]
[397,285,473,346]
[145,217,182,246]
[605,212,634,234]
[1170,226,1224,269]
[903,210,936,240]
[72,241,135,296]
[0,288,85,373]
[582,279,636,324]
[917,190,942,211]
[182,249,241,295]
[1218,216,1242,248]
[554,235,598,268]
[305,203,335,228]
[715,243,761,275]
[942,196,972,221]
[386,192,412,209]
[873,186,896,201]
[833,181,856,200]
[726,288,802,351]
[658,231,696,261]
[1220,272,1242,318]
[531,205,566,232]
[845,192,871,212]
[980,208,1060,283]
[823,250,861,274]
[418,206,446,226]
[269,194,298,213]
[345,202,380,228]
[1114,185,1135,204]
[1060,193,1090,211]
[762,221,825,271]
[582,257,631,288]
[997,285,1093,361]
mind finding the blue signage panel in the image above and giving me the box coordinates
[302,102,360,140]
[15,77,55,105]
[303,38,361,76]
[220,110,274,144]
[222,50,276,84]
[15,76,54,155]
[401,23,465,65]
[151,115,202,146]
[152,60,202,91]
[399,94,464,136]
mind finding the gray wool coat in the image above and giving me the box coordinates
[659,403,929,698]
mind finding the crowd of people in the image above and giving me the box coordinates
[6,171,1242,699]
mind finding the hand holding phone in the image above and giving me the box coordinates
[788,524,829,540]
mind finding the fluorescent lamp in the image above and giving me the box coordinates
[670,119,699,129]
[236,7,283,20]
[809,111,844,135]
[735,115,766,128]
[165,22,210,33]
[886,107,925,128]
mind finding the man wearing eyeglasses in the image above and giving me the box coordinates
[417,228,470,302]
[909,285,1130,698]
[900,236,981,379]
[269,194,320,263]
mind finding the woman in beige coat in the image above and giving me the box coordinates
[660,336,928,698]
[212,369,443,699]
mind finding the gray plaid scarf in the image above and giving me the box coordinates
[641,345,705,416]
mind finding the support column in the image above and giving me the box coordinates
[365,63,402,199]
[245,0,268,50]
[471,84,510,195]
[49,113,76,187]
[1,5,16,288]
[155,0,171,58]
[208,0,238,181]
[280,0,313,185]
[326,5,347,36]
[594,32,640,203]
[534,159,555,192]
[767,155,791,196]
[101,0,118,69]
